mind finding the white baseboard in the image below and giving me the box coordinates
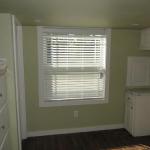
[27,124,124,138]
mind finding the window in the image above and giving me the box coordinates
[37,27,111,107]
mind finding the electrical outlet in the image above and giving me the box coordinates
[73,110,79,118]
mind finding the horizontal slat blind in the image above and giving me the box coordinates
[39,28,107,101]
[44,74,105,100]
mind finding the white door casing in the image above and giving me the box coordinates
[12,15,27,150]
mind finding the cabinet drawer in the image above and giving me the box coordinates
[0,106,8,146]
[0,75,6,110]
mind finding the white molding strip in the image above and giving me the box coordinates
[28,124,124,137]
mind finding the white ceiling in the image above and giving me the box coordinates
[0,0,150,28]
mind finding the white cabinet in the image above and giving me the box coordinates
[140,28,150,50]
[125,94,134,134]
[0,60,9,150]
[0,106,9,146]
[0,76,6,111]
[0,133,9,150]
[125,91,150,136]
[126,57,150,87]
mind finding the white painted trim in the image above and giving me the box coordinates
[28,124,124,137]
[39,99,108,107]
[104,29,111,103]
[37,26,44,107]
[38,26,106,35]
[16,25,27,139]
[11,15,22,150]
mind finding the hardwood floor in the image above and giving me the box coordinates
[22,129,150,150]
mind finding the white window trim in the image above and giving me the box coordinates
[37,26,111,107]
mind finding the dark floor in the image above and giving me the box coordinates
[22,129,150,150]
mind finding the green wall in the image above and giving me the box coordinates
[0,14,19,150]
[23,27,150,131]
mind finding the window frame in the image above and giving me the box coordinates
[37,26,111,107]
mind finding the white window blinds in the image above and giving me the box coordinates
[38,27,109,103]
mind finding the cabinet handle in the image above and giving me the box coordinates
[130,106,133,110]
[0,93,2,97]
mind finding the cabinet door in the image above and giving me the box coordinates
[133,95,150,136]
[0,75,6,110]
[127,57,150,86]
[0,106,9,146]
[140,28,150,50]
[0,134,10,150]
[125,96,134,134]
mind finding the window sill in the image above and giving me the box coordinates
[39,98,108,107]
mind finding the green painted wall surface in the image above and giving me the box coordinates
[0,14,19,150]
[23,26,150,131]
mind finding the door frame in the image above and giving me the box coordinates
[16,25,27,139]
[12,15,27,143]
